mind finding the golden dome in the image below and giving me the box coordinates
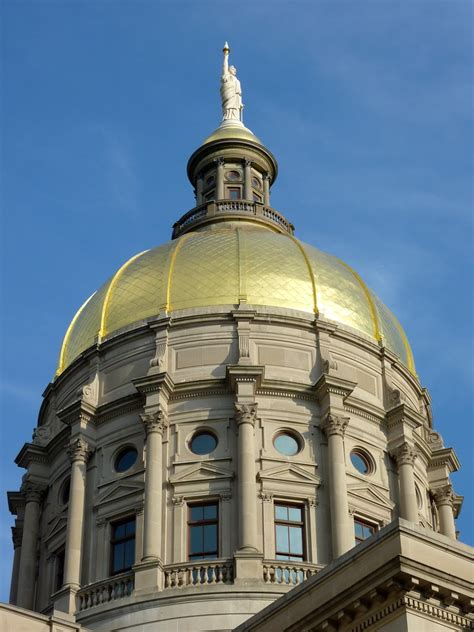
[202,121,263,146]
[56,223,414,376]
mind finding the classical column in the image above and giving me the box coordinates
[391,442,418,523]
[216,157,225,200]
[433,484,456,539]
[196,171,204,205]
[263,173,270,206]
[244,159,252,200]
[9,527,22,605]
[322,414,353,558]
[141,409,168,561]
[63,437,92,589]
[235,403,259,551]
[16,483,45,609]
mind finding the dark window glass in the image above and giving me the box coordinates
[115,447,138,473]
[188,502,218,560]
[253,193,262,203]
[111,517,136,574]
[61,479,70,505]
[228,188,240,200]
[274,503,305,561]
[251,177,261,189]
[55,548,65,591]
[350,450,370,474]
[190,432,217,455]
[273,433,300,456]
[226,170,240,181]
[354,518,377,545]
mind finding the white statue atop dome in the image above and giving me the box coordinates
[220,42,243,121]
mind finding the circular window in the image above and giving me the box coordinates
[226,170,240,181]
[350,449,373,475]
[115,447,138,473]
[273,432,301,456]
[60,478,70,505]
[206,175,215,186]
[251,177,262,190]
[190,431,217,455]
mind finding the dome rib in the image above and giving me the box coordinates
[290,236,319,316]
[236,227,247,302]
[336,257,382,343]
[99,250,149,340]
[165,234,192,312]
[56,293,94,376]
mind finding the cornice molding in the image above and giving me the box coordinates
[15,442,49,469]
[57,399,96,428]
[133,372,175,398]
[314,374,357,402]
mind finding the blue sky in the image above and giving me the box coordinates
[1,0,472,601]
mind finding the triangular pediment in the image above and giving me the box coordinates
[258,463,321,486]
[45,515,67,542]
[347,482,395,510]
[170,462,234,485]
[96,480,144,505]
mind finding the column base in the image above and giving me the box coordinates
[51,585,79,615]
[133,559,164,595]
[234,550,264,582]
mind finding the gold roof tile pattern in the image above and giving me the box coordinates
[56,224,415,375]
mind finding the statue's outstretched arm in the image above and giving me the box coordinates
[222,41,230,77]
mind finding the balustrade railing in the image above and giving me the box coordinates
[76,571,134,611]
[164,559,234,588]
[263,561,320,586]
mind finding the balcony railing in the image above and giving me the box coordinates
[164,559,234,588]
[76,571,134,611]
[172,201,294,238]
[263,560,320,586]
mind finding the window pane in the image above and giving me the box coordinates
[190,506,204,522]
[203,504,217,520]
[275,505,288,521]
[113,543,123,572]
[125,520,136,536]
[114,524,125,539]
[276,554,290,561]
[115,447,138,472]
[190,526,202,554]
[274,433,299,456]
[229,189,240,200]
[276,525,289,553]
[288,507,302,522]
[289,526,303,555]
[203,524,217,552]
[354,522,364,538]
[351,452,369,474]
[124,540,135,569]
[190,432,217,455]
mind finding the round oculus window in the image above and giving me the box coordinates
[226,170,241,181]
[350,449,372,474]
[273,432,301,456]
[115,447,138,473]
[251,177,262,189]
[190,432,217,455]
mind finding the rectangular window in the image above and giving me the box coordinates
[354,517,377,545]
[111,517,136,574]
[274,503,305,561]
[188,502,218,560]
[55,548,65,591]
[228,187,241,200]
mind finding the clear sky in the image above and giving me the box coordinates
[1,0,472,602]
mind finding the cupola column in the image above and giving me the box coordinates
[322,414,353,557]
[235,403,259,551]
[196,171,204,205]
[141,408,168,561]
[9,527,22,605]
[244,159,252,200]
[433,485,456,539]
[391,442,419,523]
[63,437,92,589]
[216,158,225,200]
[263,173,270,206]
[16,482,45,610]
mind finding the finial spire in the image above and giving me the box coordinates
[220,42,244,122]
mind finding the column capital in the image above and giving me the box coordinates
[141,408,169,436]
[21,481,46,504]
[12,526,23,549]
[67,436,93,464]
[258,492,273,503]
[214,157,225,166]
[171,495,185,507]
[235,403,258,427]
[391,441,418,467]
[433,484,455,508]
[243,158,252,167]
[321,413,349,438]
[263,172,271,182]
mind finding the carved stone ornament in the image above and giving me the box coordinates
[220,491,232,502]
[427,430,444,449]
[259,492,273,503]
[322,413,349,438]
[21,482,46,504]
[433,484,455,508]
[391,442,417,467]
[235,403,258,427]
[171,496,185,507]
[150,330,168,371]
[140,408,169,436]
[238,331,250,361]
[12,526,22,548]
[32,425,52,446]
[66,437,92,464]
